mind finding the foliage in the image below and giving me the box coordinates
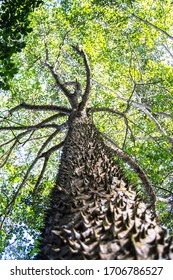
[0,0,43,89]
[1,0,173,259]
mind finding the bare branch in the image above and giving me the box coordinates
[90,82,173,146]
[0,112,69,132]
[88,107,124,117]
[0,136,20,149]
[21,131,35,146]
[0,113,66,166]
[39,141,64,159]
[43,61,79,109]
[54,24,84,68]
[0,124,67,229]
[33,157,49,195]
[0,124,62,131]
[155,185,173,196]
[124,83,137,113]
[72,45,92,112]
[0,141,17,168]
[0,130,35,167]
[0,114,68,170]
[8,103,71,115]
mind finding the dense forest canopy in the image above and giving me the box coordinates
[0,0,173,259]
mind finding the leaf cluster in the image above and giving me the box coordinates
[0,0,43,89]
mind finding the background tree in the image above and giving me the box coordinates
[0,0,173,259]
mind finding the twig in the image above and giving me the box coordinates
[155,185,173,196]
[93,78,173,120]
[0,130,34,167]
[32,157,49,195]
[0,114,66,167]
[0,136,21,149]
[162,44,173,59]
[54,24,83,68]
[139,107,173,146]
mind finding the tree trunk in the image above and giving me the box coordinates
[36,113,173,260]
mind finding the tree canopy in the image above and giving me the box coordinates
[0,0,173,259]
[0,0,43,89]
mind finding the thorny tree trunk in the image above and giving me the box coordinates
[36,113,173,260]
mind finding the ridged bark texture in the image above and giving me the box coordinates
[37,115,173,260]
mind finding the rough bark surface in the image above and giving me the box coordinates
[36,114,173,260]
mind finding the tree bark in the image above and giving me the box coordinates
[36,113,173,260]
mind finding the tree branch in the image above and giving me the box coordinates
[0,113,66,166]
[132,14,173,40]
[8,102,71,115]
[162,44,173,59]
[33,157,49,194]
[43,61,78,109]
[72,45,92,112]
[88,107,136,147]
[39,141,64,159]
[0,124,63,131]
[138,107,173,146]
[88,107,124,117]
[0,112,69,132]
[0,124,67,229]
[33,141,64,194]
[89,84,173,146]
[0,130,29,148]
[93,79,173,121]
[0,141,17,168]
[0,129,35,167]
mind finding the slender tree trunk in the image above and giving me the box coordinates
[36,113,173,260]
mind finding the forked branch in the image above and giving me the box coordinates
[0,113,67,167]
